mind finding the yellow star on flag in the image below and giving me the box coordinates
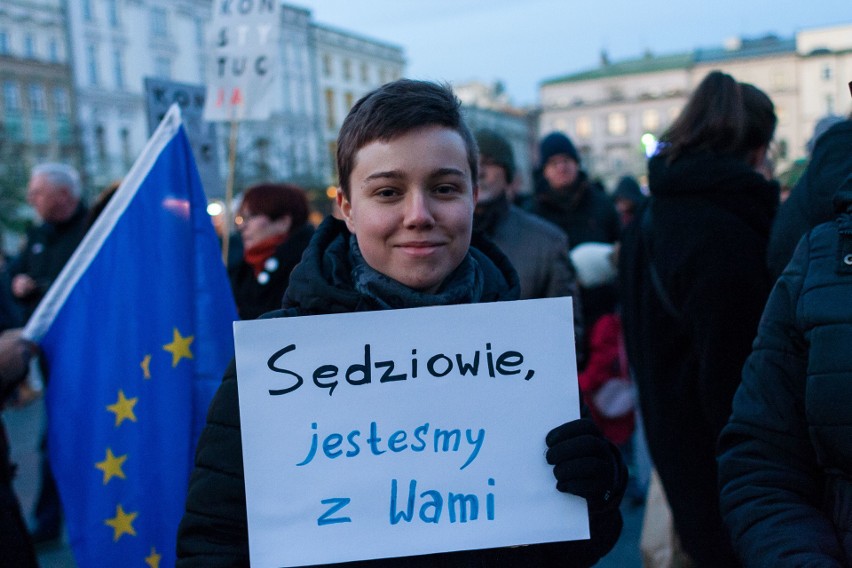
[95,448,127,485]
[106,390,138,427]
[163,328,194,368]
[105,504,137,542]
[145,546,162,568]
[140,354,152,379]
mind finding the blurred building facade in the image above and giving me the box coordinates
[30,0,405,198]
[539,23,852,189]
[0,0,81,182]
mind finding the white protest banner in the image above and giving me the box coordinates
[204,0,279,121]
[235,297,586,567]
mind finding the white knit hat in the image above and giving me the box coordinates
[570,242,617,288]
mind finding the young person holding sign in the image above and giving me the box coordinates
[177,79,626,567]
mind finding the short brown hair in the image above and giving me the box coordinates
[336,79,478,197]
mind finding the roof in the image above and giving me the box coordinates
[541,52,693,85]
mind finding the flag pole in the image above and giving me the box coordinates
[223,116,239,265]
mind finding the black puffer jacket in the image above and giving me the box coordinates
[767,119,852,279]
[177,217,624,567]
[718,178,852,567]
[619,152,777,566]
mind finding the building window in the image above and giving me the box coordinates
[87,44,100,86]
[120,127,132,168]
[150,7,168,38]
[826,95,835,116]
[113,49,125,89]
[0,30,8,55]
[344,92,354,111]
[83,0,94,21]
[322,54,332,77]
[607,112,627,136]
[360,62,369,83]
[108,0,119,27]
[48,38,59,62]
[575,116,592,139]
[95,124,107,162]
[28,84,47,114]
[324,88,336,130]
[154,56,171,79]
[328,141,338,176]
[24,33,35,58]
[3,81,21,111]
[641,109,660,131]
[52,87,70,115]
[822,64,833,81]
[195,18,205,47]
[342,59,352,81]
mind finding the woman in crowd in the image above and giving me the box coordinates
[619,70,778,566]
[229,183,314,320]
[177,79,626,567]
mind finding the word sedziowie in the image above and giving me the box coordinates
[266,343,536,396]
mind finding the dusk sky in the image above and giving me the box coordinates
[299,0,852,105]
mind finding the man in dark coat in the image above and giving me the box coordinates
[473,129,584,357]
[8,162,88,543]
[718,175,852,566]
[527,132,621,249]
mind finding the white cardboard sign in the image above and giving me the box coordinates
[234,297,587,567]
[203,0,278,121]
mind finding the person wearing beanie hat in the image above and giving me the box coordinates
[529,132,620,250]
[612,175,646,229]
[473,129,585,362]
[528,132,621,365]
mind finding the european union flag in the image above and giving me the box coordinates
[23,105,238,568]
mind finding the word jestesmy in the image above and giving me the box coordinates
[267,343,536,396]
[317,478,496,526]
[298,421,485,471]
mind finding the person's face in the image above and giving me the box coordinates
[27,174,67,222]
[338,125,478,294]
[236,210,291,250]
[542,154,579,191]
[476,157,509,203]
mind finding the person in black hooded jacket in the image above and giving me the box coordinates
[619,70,778,567]
[766,117,852,280]
[177,79,626,567]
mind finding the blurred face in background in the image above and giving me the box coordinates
[27,174,74,223]
[542,154,579,191]
[476,157,509,203]
[236,209,291,250]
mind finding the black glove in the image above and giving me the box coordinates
[545,417,624,513]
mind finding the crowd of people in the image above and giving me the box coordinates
[1,73,850,567]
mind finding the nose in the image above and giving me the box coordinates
[403,190,435,229]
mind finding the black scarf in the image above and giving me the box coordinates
[348,237,484,310]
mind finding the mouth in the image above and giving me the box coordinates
[396,241,446,255]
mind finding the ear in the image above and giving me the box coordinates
[336,189,355,233]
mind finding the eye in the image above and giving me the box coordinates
[434,184,459,195]
[375,187,400,199]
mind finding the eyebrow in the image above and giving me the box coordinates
[363,167,467,183]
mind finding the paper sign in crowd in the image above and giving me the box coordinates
[235,297,587,567]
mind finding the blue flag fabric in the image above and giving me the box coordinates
[23,106,238,568]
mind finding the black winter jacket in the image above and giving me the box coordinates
[619,152,777,566]
[177,217,624,567]
[767,119,852,279]
[9,204,88,320]
[718,178,852,567]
